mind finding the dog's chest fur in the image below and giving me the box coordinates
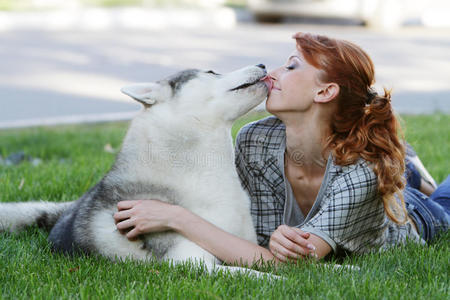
[89,113,256,259]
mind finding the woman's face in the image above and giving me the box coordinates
[266,49,323,115]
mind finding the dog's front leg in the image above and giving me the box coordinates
[211,265,283,280]
[164,238,282,280]
[163,237,218,268]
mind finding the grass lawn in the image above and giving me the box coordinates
[0,113,449,299]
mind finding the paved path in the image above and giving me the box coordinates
[1,10,450,128]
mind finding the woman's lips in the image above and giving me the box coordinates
[260,75,273,94]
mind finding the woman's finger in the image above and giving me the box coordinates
[280,226,315,253]
[116,218,135,230]
[277,239,307,258]
[270,239,302,260]
[126,227,141,241]
[272,251,287,262]
[117,200,140,211]
[292,227,316,252]
[276,227,312,255]
[270,243,287,262]
[292,227,310,239]
[113,210,132,223]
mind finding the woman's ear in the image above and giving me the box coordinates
[313,83,339,103]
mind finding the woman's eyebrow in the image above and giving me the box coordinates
[288,55,302,61]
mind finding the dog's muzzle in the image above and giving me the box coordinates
[229,74,267,92]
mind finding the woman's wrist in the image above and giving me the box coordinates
[164,204,278,266]
[167,204,190,232]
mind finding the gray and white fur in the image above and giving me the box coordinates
[0,65,270,275]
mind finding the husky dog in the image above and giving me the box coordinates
[0,65,270,273]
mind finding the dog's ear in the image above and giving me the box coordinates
[121,83,159,106]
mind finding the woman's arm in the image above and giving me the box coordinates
[170,204,276,266]
[113,200,317,266]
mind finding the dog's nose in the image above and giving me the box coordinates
[256,64,266,70]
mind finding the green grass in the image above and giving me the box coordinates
[0,113,449,299]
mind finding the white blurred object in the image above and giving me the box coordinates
[247,0,430,29]
[0,7,236,31]
[30,0,226,9]
[421,1,450,28]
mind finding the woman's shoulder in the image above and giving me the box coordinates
[328,157,378,201]
[334,158,376,179]
[235,115,285,149]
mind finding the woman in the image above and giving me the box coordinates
[113,33,449,264]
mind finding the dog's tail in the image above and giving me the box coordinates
[0,201,74,232]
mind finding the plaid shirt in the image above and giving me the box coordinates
[235,116,423,256]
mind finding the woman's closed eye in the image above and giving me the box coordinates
[284,55,302,71]
[285,64,296,70]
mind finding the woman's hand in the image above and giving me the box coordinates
[113,200,181,240]
[269,225,317,262]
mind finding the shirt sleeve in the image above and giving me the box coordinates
[300,163,387,254]
[234,129,253,196]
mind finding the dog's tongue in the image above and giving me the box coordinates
[260,75,273,94]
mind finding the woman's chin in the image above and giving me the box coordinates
[265,95,292,116]
[265,101,280,116]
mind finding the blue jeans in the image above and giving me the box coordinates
[404,163,450,242]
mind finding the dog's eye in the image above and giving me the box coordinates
[206,70,219,75]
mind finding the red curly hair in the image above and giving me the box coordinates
[293,32,407,224]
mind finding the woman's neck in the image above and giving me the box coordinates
[282,112,331,177]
